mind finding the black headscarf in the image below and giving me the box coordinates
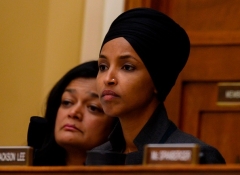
[100,8,190,101]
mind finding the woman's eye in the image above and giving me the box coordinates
[99,64,108,71]
[88,105,104,113]
[122,64,135,71]
[61,100,72,107]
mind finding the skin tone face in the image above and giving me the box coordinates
[97,37,159,120]
[54,78,114,165]
[97,37,160,153]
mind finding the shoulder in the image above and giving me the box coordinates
[33,143,66,166]
[199,145,226,164]
[167,129,206,144]
[90,141,112,151]
[167,129,226,164]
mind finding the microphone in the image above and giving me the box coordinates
[27,116,48,150]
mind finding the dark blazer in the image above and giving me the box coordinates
[86,103,225,165]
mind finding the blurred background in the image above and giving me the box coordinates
[0,0,124,146]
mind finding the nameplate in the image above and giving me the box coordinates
[217,82,240,106]
[0,146,33,165]
[143,144,199,165]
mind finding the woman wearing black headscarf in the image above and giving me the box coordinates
[86,8,225,165]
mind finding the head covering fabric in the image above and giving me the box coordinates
[101,7,190,101]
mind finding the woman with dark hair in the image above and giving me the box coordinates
[86,8,225,165]
[33,60,116,165]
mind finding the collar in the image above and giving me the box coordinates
[108,103,173,152]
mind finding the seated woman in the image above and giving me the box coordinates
[86,8,225,165]
[33,60,116,165]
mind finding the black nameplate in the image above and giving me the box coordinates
[143,144,199,165]
[0,146,33,165]
[217,82,240,105]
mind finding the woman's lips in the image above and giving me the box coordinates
[101,90,119,101]
[63,124,81,132]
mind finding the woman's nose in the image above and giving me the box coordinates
[68,105,83,120]
[103,69,118,86]
[106,78,117,86]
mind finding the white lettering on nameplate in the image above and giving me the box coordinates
[0,152,16,161]
[17,152,26,161]
[150,150,192,161]
[225,90,240,99]
[0,152,26,162]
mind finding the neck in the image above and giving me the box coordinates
[65,147,86,166]
[120,100,160,154]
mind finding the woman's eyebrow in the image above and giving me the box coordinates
[64,88,76,93]
[64,89,99,98]
[99,54,107,59]
[119,55,138,61]
[88,92,99,98]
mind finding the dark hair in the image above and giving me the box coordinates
[33,60,99,165]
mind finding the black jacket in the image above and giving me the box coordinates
[86,103,225,165]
